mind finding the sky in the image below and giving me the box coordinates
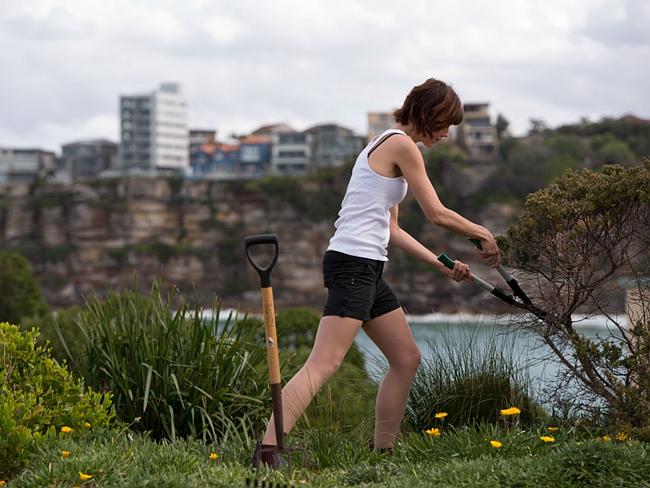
[1,0,649,152]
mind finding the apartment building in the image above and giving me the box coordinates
[367,112,394,140]
[456,103,498,160]
[0,148,56,183]
[271,131,312,175]
[61,139,118,180]
[305,124,364,169]
[119,82,189,173]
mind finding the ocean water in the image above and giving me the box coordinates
[210,308,628,404]
[356,313,629,405]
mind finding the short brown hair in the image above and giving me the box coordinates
[393,78,463,137]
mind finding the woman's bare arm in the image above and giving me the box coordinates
[390,137,501,267]
[389,206,471,281]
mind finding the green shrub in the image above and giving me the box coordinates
[0,322,113,479]
[74,282,269,442]
[0,251,49,324]
[406,324,545,431]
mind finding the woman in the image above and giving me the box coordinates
[253,78,501,467]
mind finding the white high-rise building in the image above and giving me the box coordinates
[119,82,189,173]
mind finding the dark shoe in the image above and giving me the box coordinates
[368,441,394,455]
[251,441,284,469]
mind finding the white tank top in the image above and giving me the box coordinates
[327,129,409,261]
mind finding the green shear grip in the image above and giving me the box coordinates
[437,252,455,270]
[438,251,495,293]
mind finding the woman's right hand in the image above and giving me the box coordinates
[477,232,501,268]
[440,260,472,282]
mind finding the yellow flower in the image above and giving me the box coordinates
[490,440,502,449]
[602,435,611,442]
[209,452,218,461]
[425,427,441,437]
[434,412,448,419]
[61,450,71,458]
[499,407,521,416]
[83,422,92,430]
[60,426,74,434]
[615,432,628,442]
[0,480,6,486]
[79,472,93,481]
[539,436,555,443]
[547,426,559,432]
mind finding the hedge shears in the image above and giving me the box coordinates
[437,239,550,322]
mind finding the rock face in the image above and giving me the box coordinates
[0,176,521,315]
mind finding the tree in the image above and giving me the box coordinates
[591,134,636,166]
[528,118,548,136]
[496,113,510,140]
[0,251,49,324]
[500,161,650,428]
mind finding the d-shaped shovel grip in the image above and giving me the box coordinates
[244,234,279,287]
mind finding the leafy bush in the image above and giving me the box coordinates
[501,162,650,428]
[0,251,49,324]
[405,324,545,431]
[74,282,269,442]
[0,322,113,479]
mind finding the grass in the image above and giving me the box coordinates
[405,323,545,431]
[6,424,649,487]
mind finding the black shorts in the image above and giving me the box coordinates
[322,250,402,321]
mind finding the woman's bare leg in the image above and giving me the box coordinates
[262,315,363,445]
[362,307,421,449]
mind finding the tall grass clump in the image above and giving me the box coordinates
[406,322,545,430]
[74,281,269,443]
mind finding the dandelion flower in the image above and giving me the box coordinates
[83,422,92,430]
[209,452,218,461]
[79,472,93,481]
[434,412,448,419]
[490,440,502,449]
[61,450,71,459]
[60,426,74,434]
[540,436,555,443]
[425,427,441,437]
[602,435,611,442]
[499,407,521,416]
[547,426,559,432]
[615,432,628,442]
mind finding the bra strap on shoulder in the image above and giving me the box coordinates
[367,130,406,157]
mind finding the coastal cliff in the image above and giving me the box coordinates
[0,171,520,315]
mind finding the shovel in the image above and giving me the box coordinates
[244,233,307,472]
[245,234,285,459]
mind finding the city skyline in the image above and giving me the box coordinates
[1,0,649,152]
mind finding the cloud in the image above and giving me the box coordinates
[0,0,648,152]
[581,0,650,47]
